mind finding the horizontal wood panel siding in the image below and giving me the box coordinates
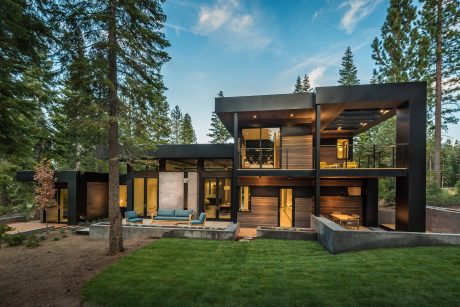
[320,146,340,164]
[295,197,313,228]
[320,179,363,187]
[237,196,278,228]
[282,135,313,169]
[320,196,362,219]
[86,182,109,220]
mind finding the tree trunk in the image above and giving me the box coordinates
[0,183,10,207]
[433,0,443,185]
[107,0,123,254]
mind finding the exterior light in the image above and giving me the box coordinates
[290,113,294,117]
[337,126,342,131]
[253,114,257,119]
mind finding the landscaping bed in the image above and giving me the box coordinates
[82,238,460,306]
[0,228,152,306]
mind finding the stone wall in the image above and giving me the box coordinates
[159,172,184,210]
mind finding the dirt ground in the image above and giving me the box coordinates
[0,228,152,307]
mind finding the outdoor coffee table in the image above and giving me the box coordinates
[330,213,353,225]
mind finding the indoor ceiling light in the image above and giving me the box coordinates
[337,126,342,131]
[290,113,294,117]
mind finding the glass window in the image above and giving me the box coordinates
[119,185,127,208]
[204,159,233,171]
[204,178,217,219]
[146,178,158,216]
[280,188,293,227]
[165,159,197,171]
[241,128,280,168]
[134,178,144,215]
[239,186,251,212]
[337,139,349,160]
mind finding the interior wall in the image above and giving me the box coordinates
[159,172,184,210]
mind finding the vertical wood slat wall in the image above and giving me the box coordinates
[237,196,278,228]
[294,197,313,228]
[86,182,109,220]
[281,135,313,169]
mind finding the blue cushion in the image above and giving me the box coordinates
[127,217,143,223]
[126,211,137,219]
[175,209,193,217]
[199,212,206,222]
[154,216,188,221]
[157,209,175,216]
[191,220,203,225]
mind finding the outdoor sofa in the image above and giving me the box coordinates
[152,209,194,223]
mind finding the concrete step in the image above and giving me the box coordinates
[76,228,89,235]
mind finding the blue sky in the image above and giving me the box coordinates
[162,0,460,143]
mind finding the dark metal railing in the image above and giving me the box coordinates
[237,144,408,169]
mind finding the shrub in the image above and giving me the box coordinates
[59,229,65,234]
[24,235,40,248]
[0,224,13,248]
[39,235,47,241]
[53,237,59,241]
[5,233,25,246]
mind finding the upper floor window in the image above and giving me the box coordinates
[241,128,280,168]
[204,159,233,171]
[337,139,349,160]
[165,159,197,171]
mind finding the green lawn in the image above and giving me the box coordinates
[82,239,460,306]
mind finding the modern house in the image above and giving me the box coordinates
[17,82,427,232]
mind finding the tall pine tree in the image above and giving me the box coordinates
[418,0,460,185]
[170,105,183,144]
[293,76,302,93]
[61,0,170,254]
[208,91,231,144]
[181,114,197,144]
[338,47,360,85]
[302,74,312,92]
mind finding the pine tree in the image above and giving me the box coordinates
[371,0,427,82]
[418,0,460,185]
[180,114,197,144]
[302,75,312,92]
[338,47,360,85]
[170,105,183,144]
[207,91,231,144]
[293,76,303,93]
[60,0,170,254]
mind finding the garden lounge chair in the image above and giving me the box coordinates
[125,211,143,223]
[189,212,206,226]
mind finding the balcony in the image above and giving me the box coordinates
[237,144,407,170]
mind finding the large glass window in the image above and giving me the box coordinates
[204,159,233,171]
[337,139,349,160]
[146,178,158,216]
[203,178,231,220]
[280,188,293,227]
[239,186,251,212]
[119,185,127,208]
[134,178,144,215]
[241,128,280,168]
[165,159,197,171]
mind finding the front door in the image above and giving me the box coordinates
[279,188,293,227]
[203,178,231,220]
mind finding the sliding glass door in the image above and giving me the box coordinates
[280,188,293,227]
[133,177,158,217]
[203,178,231,220]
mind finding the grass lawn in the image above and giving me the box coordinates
[82,239,460,306]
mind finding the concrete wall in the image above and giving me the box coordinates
[89,222,239,241]
[379,206,460,234]
[312,216,460,254]
[426,206,460,233]
[187,172,198,214]
[159,172,184,210]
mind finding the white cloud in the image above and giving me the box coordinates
[309,66,327,87]
[194,0,273,51]
[339,0,382,33]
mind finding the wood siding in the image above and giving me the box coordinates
[319,196,362,219]
[282,135,313,169]
[294,197,313,228]
[237,196,278,228]
[86,182,109,220]
[238,176,313,187]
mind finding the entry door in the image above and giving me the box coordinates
[204,178,231,220]
[279,188,293,227]
[134,178,158,217]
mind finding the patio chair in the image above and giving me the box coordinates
[125,211,143,224]
[346,214,360,230]
[189,212,206,226]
